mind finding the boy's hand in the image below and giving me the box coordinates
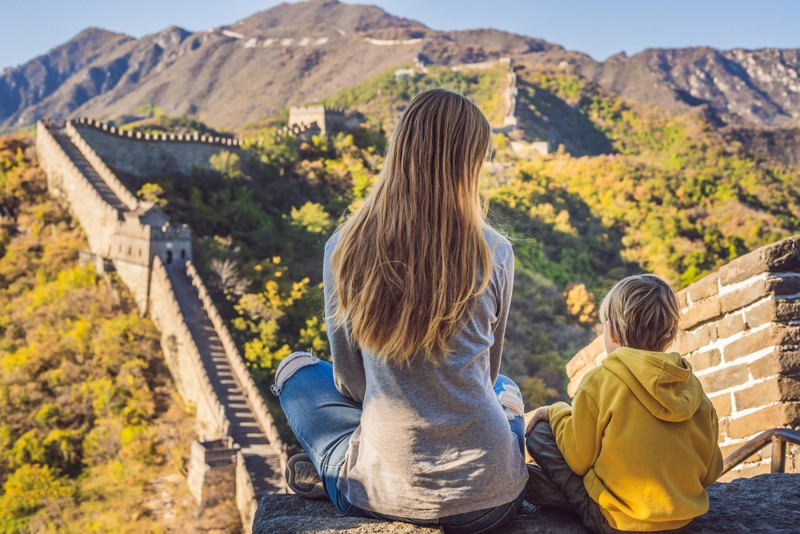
[524,406,550,437]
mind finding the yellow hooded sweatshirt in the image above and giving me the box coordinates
[549,347,723,532]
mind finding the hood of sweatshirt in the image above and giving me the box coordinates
[601,346,704,422]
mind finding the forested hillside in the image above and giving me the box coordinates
[0,137,237,532]
[3,55,800,486]
[115,60,800,418]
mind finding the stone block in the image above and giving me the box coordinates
[679,297,722,330]
[778,375,800,401]
[709,392,732,418]
[724,325,800,363]
[748,352,782,379]
[671,322,717,355]
[719,236,800,285]
[776,300,800,323]
[728,402,800,440]
[688,348,721,371]
[255,476,800,533]
[769,275,800,296]
[744,299,776,329]
[718,313,746,339]
[720,441,761,464]
[733,381,781,412]
[698,363,749,394]
[720,280,767,314]
[689,272,720,302]
[676,287,689,309]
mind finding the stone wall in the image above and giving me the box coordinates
[73,118,240,177]
[235,450,259,531]
[36,122,121,256]
[566,236,800,480]
[287,105,361,135]
[149,257,229,439]
[185,262,288,465]
[37,121,193,312]
[499,57,518,130]
[187,439,239,508]
[65,122,140,210]
[254,474,800,533]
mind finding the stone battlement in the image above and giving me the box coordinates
[567,236,800,480]
[72,119,240,177]
[151,223,192,241]
[73,117,241,147]
[274,122,321,141]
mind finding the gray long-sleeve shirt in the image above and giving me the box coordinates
[323,228,528,519]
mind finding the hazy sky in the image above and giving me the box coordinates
[3,1,800,70]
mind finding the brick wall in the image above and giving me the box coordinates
[566,236,800,480]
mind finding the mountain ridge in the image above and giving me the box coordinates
[1,0,800,136]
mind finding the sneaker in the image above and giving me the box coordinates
[286,453,326,500]
[525,464,571,509]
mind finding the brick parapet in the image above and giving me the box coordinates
[72,117,241,147]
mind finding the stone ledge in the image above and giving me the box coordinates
[253,474,800,533]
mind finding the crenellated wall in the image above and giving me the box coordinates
[37,120,193,312]
[287,105,363,135]
[274,122,320,141]
[567,236,800,480]
[72,118,241,178]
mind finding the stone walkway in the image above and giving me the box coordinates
[166,262,284,497]
[50,129,128,212]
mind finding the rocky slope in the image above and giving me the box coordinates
[569,47,800,128]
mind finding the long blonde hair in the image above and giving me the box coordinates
[331,88,495,364]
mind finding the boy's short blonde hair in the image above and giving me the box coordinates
[599,274,680,352]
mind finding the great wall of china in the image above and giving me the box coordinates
[34,100,800,532]
[36,119,286,533]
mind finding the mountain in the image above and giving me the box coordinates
[3,0,799,139]
[573,47,800,129]
[0,28,131,123]
[0,0,560,129]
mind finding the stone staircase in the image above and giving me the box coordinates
[50,129,128,213]
[166,262,283,497]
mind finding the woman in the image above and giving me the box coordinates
[272,88,528,532]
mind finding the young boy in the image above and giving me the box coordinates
[525,274,723,533]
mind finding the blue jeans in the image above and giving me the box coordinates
[275,355,526,533]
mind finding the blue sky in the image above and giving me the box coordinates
[3,1,800,70]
